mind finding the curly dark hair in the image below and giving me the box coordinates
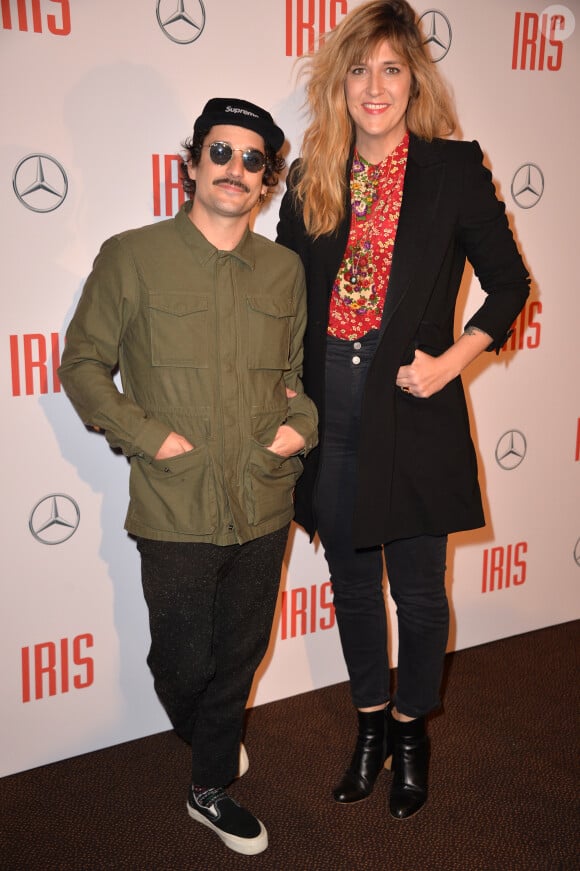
[180,126,285,198]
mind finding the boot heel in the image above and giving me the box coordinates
[383,702,395,771]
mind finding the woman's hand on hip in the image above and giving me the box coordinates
[396,349,455,398]
[396,330,492,398]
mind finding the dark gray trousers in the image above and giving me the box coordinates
[136,525,289,786]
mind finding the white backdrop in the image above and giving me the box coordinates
[1,0,579,778]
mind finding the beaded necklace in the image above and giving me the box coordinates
[348,151,395,288]
[327,132,409,340]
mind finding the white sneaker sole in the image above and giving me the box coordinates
[187,804,268,855]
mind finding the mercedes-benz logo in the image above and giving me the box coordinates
[156,0,205,44]
[511,163,545,209]
[419,10,452,62]
[29,494,80,545]
[13,154,68,213]
[574,537,580,567]
[495,430,527,470]
[541,5,576,41]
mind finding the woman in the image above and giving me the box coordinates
[276,0,530,820]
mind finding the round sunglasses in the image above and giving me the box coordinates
[205,141,266,173]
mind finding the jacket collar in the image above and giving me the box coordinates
[407,131,446,166]
[175,200,255,269]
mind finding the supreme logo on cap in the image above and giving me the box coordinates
[225,105,260,118]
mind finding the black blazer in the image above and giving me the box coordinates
[277,134,530,547]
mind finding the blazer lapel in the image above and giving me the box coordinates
[310,149,355,303]
[381,134,446,332]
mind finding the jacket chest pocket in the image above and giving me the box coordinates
[246,296,294,370]
[149,293,208,368]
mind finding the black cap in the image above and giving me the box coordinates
[193,97,285,152]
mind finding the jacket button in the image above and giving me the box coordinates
[352,355,361,365]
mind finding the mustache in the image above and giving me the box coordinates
[213,177,250,194]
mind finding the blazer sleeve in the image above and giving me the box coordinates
[458,141,530,351]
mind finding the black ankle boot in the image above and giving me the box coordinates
[333,708,390,803]
[387,706,429,819]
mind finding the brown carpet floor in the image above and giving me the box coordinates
[1,621,579,871]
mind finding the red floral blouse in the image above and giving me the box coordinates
[328,132,409,340]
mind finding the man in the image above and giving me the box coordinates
[58,98,317,856]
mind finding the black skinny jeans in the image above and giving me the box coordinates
[316,333,449,718]
[136,525,289,787]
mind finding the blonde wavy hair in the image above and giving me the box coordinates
[293,0,456,238]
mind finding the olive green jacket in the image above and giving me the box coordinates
[58,202,318,544]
